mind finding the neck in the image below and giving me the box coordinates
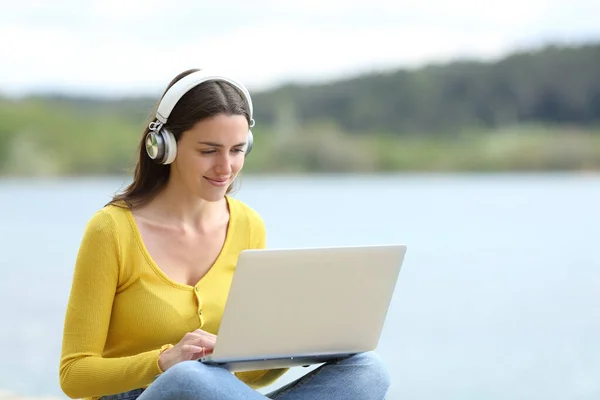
[150,179,227,231]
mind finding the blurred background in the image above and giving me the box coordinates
[1,1,600,399]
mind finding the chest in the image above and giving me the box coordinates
[140,223,228,287]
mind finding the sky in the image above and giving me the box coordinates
[1,0,600,97]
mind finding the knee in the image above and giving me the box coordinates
[159,360,203,380]
[346,352,391,394]
[153,360,216,397]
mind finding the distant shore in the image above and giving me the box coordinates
[1,93,599,177]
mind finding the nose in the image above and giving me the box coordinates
[214,152,232,175]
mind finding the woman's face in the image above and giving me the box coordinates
[170,113,250,202]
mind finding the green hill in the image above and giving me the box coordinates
[1,42,599,176]
[253,42,600,134]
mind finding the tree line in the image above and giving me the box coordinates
[251,42,600,136]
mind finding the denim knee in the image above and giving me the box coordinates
[347,352,391,395]
[159,360,203,381]
[152,360,213,398]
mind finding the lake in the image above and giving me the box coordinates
[1,173,599,400]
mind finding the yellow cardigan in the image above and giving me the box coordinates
[59,196,288,399]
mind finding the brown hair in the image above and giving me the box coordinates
[107,68,251,209]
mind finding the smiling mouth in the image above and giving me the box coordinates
[204,176,230,187]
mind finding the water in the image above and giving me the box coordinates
[1,173,599,399]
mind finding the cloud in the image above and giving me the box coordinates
[1,0,599,96]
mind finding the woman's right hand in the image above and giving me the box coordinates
[158,329,217,372]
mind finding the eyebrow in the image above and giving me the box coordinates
[197,141,247,147]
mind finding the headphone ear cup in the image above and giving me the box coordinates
[145,126,177,165]
[246,130,253,156]
[145,130,165,162]
[161,128,178,164]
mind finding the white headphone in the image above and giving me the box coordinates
[145,70,255,165]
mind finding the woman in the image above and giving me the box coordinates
[59,68,391,400]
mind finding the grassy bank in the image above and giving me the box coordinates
[250,123,600,173]
[1,97,599,176]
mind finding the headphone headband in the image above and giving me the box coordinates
[155,70,255,127]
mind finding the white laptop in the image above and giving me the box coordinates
[198,244,407,372]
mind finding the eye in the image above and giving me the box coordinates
[199,149,216,154]
[232,148,245,154]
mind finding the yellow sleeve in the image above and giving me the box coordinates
[234,208,289,388]
[59,210,165,399]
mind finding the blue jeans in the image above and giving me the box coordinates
[100,352,390,400]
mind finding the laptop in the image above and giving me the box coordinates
[198,244,407,372]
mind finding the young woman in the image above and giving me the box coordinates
[59,68,391,400]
